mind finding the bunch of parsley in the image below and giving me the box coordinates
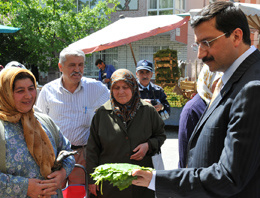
[91,163,153,194]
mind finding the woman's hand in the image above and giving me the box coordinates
[38,168,67,197]
[44,168,67,189]
[130,142,149,161]
[27,178,57,198]
[89,184,99,196]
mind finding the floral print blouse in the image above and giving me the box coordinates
[0,120,75,198]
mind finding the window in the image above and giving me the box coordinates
[84,48,118,78]
[147,0,185,16]
[139,46,169,61]
[73,0,104,12]
[175,0,185,14]
[117,0,138,11]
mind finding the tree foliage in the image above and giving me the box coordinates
[0,0,119,71]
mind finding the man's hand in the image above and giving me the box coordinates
[143,99,163,112]
[154,103,164,112]
[143,99,152,104]
[103,78,110,83]
[132,169,153,187]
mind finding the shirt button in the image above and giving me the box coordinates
[126,154,129,157]
[125,136,129,140]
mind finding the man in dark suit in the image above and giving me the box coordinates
[132,2,260,197]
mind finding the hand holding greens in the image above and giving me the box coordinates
[91,163,153,194]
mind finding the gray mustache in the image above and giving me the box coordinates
[70,71,83,77]
[142,78,149,81]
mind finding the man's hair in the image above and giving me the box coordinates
[59,47,85,66]
[95,59,104,66]
[191,1,251,46]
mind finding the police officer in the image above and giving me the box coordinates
[136,60,170,119]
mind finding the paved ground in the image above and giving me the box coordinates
[161,126,179,170]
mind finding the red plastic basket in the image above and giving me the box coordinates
[62,184,86,198]
[62,164,88,198]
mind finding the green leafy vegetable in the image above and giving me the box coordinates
[91,163,153,194]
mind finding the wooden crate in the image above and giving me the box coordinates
[154,56,178,84]
[180,80,197,99]
[180,81,196,91]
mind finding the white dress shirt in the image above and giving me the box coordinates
[36,76,110,146]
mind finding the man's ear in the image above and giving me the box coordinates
[58,63,63,72]
[232,28,243,47]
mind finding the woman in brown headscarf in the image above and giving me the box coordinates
[86,69,166,198]
[0,67,75,198]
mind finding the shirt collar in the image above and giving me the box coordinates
[138,82,150,90]
[59,76,83,93]
[222,45,257,86]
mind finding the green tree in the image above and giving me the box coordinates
[0,0,119,71]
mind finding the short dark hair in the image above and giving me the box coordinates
[13,72,36,91]
[191,1,251,46]
[95,59,104,66]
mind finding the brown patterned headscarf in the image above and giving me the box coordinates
[0,68,55,178]
[110,69,141,122]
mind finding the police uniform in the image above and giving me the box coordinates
[136,60,171,117]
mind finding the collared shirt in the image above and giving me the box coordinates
[98,64,116,82]
[139,83,150,90]
[36,76,110,146]
[98,64,116,89]
[222,45,257,86]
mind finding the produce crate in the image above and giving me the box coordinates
[154,49,180,85]
[164,86,189,108]
[154,57,179,84]
[180,80,197,99]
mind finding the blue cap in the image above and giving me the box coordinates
[136,60,153,72]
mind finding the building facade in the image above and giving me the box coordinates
[77,0,189,79]
[69,0,259,81]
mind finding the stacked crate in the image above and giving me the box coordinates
[154,54,179,85]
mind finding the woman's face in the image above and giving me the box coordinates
[112,80,133,104]
[13,78,37,113]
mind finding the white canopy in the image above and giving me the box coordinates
[235,3,260,31]
[69,15,189,54]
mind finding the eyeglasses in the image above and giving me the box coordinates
[191,33,227,52]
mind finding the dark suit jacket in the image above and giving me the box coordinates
[155,49,260,198]
[138,82,171,115]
